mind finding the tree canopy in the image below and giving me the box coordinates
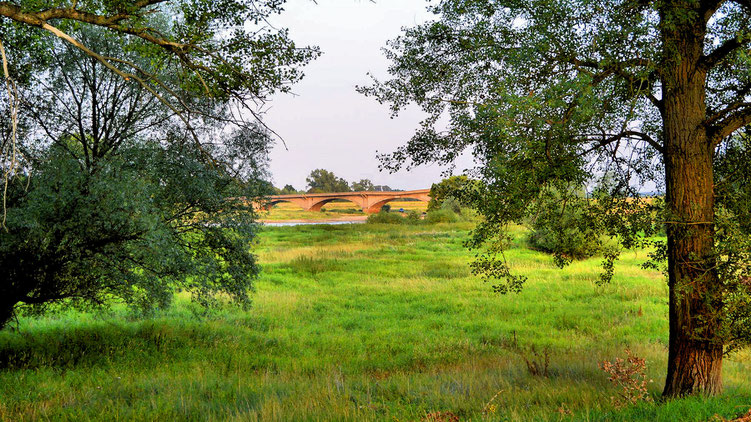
[279,184,299,195]
[0,1,314,328]
[1,0,318,206]
[306,168,351,193]
[351,178,375,192]
[362,0,751,396]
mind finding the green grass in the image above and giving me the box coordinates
[0,222,748,421]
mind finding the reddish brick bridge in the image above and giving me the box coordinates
[262,189,431,214]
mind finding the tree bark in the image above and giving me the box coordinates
[661,9,724,397]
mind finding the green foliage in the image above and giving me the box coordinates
[280,184,299,195]
[306,169,351,193]
[713,132,751,353]
[0,26,266,328]
[428,176,479,211]
[0,141,260,328]
[1,1,319,235]
[424,209,461,224]
[439,196,463,214]
[367,208,464,225]
[405,210,422,222]
[351,178,375,192]
[361,0,751,391]
[0,0,320,106]
[366,211,406,224]
[527,187,604,263]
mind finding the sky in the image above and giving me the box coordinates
[262,0,458,191]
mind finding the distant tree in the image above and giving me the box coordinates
[428,176,479,211]
[362,0,751,396]
[351,179,375,191]
[280,184,298,195]
[306,169,350,193]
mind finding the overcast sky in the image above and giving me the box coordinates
[262,0,456,191]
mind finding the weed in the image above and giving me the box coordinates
[421,411,460,422]
[600,349,653,408]
[482,389,504,416]
[519,345,551,377]
[287,255,339,276]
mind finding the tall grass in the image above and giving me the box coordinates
[0,222,748,421]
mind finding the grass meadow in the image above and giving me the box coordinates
[0,207,749,421]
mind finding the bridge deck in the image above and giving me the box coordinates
[266,189,430,200]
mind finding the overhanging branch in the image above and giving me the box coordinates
[701,36,748,71]
[579,130,664,156]
[708,106,751,146]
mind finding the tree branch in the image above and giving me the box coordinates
[0,35,20,230]
[579,130,664,156]
[568,57,663,116]
[708,106,751,146]
[701,36,748,71]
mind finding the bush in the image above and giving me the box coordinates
[440,196,463,214]
[526,187,602,261]
[600,349,653,408]
[428,175,479,211]
[527,222,601,260]
[406,210,422,222]
[368,208,464,225]
[381,204,391,212]
[424,209,460,224]
[367,211,405,224]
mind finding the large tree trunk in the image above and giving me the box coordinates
[661,12,724,397]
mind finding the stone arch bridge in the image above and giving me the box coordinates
[262,189,431,214]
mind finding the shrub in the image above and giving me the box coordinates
[367,211,405,224]
[519,345,551,377]
[527,187,602,261]
[380,204,391,212]
[428,175,479,211]
[600,349,653,408]
[527,221,601,260]
[406,210,422,222]
[425,209,460,224]
[440,196,463,214]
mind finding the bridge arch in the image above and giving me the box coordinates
[257,189,431,214]
[365,196,429,214]
[264,198,308,210]
[308,197,365,212]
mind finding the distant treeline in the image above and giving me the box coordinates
[270,169,400,194]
